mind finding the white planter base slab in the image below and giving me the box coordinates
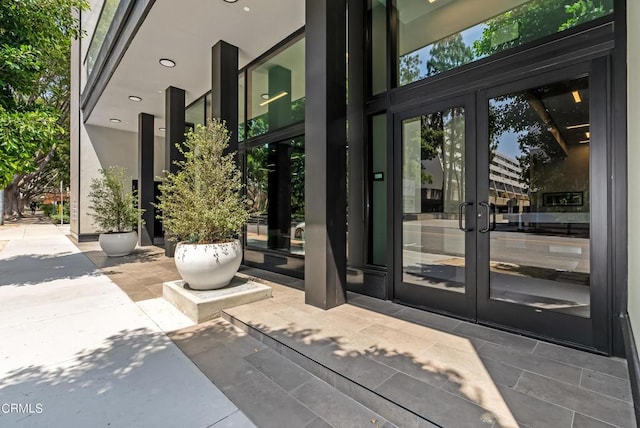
[163,277,272,323]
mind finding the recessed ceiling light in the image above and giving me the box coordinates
[223,0,238,2]
[159,127,166,131]
[243,6,250,11]
[109,118,121,123]
[128,95,142,102]
[159,58,176,68]
[261,93,269,100]
[572,90,582,103]
[157,90,163,94]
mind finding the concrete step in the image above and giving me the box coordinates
[169,318,399,428]
[221,312,440,428]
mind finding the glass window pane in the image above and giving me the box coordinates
[248,35,305,138]
[371,0,387,95]
[402,107,466,291]
[488,76,590,317]
[370,114,387,265]
[185,97,205,128]
[396,0,613,86]
[239,72,245,142]
[246,137,305,255]
[86,0,120,76]
[205,93,212,121]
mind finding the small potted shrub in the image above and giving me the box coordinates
[88,166,142,257]
[157,119,248,290]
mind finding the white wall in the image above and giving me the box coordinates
[76,124,166,235]
[79,125,138,234]
[628,1,640,343]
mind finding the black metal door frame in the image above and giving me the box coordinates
[392,60,611,353]
[392,93,478,321]
[475,59,610,352]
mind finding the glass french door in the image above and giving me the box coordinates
[394,94,478,320]
[394,61,609,351]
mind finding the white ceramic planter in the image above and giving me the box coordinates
[99,231,137,257]
[174,239,242,290]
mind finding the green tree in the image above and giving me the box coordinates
[427,34,474,77]
[0,0,87,218]
[473,0,613,57]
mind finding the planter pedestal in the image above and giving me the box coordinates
[163,277,271,323]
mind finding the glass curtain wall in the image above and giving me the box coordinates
[246,137,305,255]
[185,96,206,129]
[86,0,121,77]
[392,0,613,87]
[246,34,305,138]
[243,33,306,259]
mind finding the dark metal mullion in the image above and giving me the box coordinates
[591,56,611,352]
[611,0,628,358]
[391,109,402,302]
[465,92,479,320]
[387,0,398,91]
[242,123,305,151]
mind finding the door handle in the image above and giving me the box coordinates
[478,202,491,233]
[458,202,473,232]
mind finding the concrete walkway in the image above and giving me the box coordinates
[0,222,254,427]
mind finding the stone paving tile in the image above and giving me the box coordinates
[245,347,312,392]
[304,417,333,428]
[533,342,629,379]
[359,323,437,356]
[291,377,389,428]
[177,328,317,428]
[478,342,582,386]
[580,369,634,402]
[514,371,635,428]
[208,410,256,427]
[440,355,523,395]
[225,372,318,428]
[495,384,574,428]
[169,319,265,359]
[348,295,405,316]
[375,372,501,428]
[308,344,399,390]
[572,413,618,428]
[452,322,538,354]
[393,306,462,332]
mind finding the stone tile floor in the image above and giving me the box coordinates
[74,242,636,428]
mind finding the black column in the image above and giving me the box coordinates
[138,112,155,246]
[347,0,366,271]
[211,40,238,154]
[305,0,347,309]
[164,86,186,257]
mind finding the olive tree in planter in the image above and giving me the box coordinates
[157,119,249,290]
[88,166,142,257]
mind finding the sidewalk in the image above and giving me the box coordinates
[0,221,254,427]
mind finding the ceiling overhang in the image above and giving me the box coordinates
[85,0,305,137]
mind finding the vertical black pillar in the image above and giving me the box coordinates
[305,0,347,309]
[211,40,239,154]
[165,86,186,257]
[138,112,155,246]
[267,65,293,250]
[347,0,366,273]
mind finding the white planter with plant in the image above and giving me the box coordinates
[157,119,249,290]
[88,166,143,257]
